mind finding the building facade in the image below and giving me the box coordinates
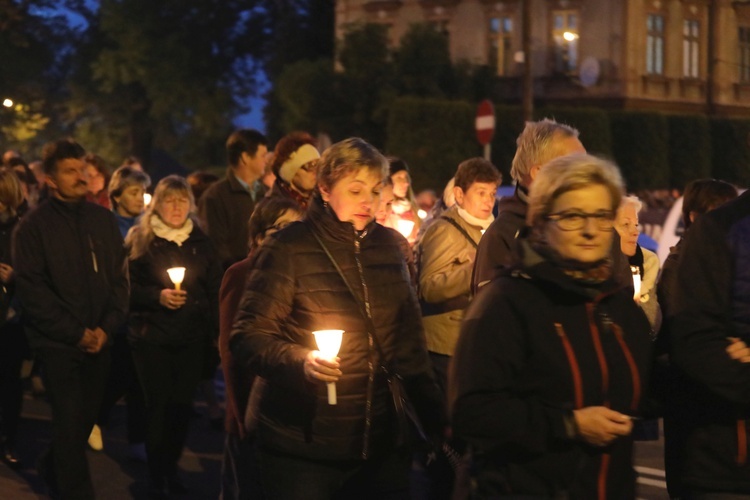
[335,0,750,115]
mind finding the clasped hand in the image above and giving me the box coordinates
[573,406,633,447]
[304,350,342,383]
[77,327,107,354]
[160,289,187,310]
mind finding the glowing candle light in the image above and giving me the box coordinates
[312,329,344,405]
[167,267,186,291]
[630,266,641,302]
[396,219,415,239]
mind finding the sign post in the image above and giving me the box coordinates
[475,100,495,161]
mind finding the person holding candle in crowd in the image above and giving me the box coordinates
[125,175,222,498]
[615,195,661,331]
[450,154,653,499]
[230,137,443,499]
[383,157,421,245]
[416,158,500,394]
[88,165,152,457]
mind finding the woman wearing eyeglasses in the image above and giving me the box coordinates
[450,154,653,499]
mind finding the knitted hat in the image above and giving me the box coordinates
[278,144,320,183]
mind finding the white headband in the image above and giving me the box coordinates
[279,144,320,183]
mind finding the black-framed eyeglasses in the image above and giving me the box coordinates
[546,210,615,231]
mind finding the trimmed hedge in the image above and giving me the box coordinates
[386,97,479,192]
[536,107,613,158]
[710,118,750,186]
[610,111,670,191]
[667,114,712,190]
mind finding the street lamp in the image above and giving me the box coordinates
[2,99,13,108]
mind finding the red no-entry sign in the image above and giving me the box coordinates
[475,100,495,146]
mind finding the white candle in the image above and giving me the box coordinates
[395,219,415,239]
[167,267,186,291]
[630,266,641,301]
[312,329,344,405]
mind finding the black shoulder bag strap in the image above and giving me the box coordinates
[440,216,479,250]
[309,228,429,445]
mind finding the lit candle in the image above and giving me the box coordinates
[630,266,641,302]
[167,267,186,291]
[312,329,344,405]
[395,219,415,239]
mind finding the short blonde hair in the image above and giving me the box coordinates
[527,154,625,231]
[317,137,388,192]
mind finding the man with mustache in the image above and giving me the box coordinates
[13,138,129,500]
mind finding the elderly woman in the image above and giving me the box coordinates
[450,154,653,499]
[615,195,661,330]
[126,175,222,497]
[230,137,442,499]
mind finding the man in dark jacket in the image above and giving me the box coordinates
[665,190,750,497]
[13,138,129,499]
[472,119,585,292]
[198,129,268,269]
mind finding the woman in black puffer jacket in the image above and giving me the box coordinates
[126,175,222,498]
[230,137,443,499]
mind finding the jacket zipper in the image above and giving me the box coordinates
[586,302,611,499]
[554,323,584,409]
[88,235,99,273]
[354,232,375,460]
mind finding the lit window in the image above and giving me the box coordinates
[740,26,750,83]
[683,19,700,78]
[552,10,579,73]
[646,14,665,75]
[489,16,513,76]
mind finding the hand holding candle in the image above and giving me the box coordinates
[630,266,641,302]
[312,329,344,405]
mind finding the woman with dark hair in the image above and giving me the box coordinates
[0,168,27,468]
[84,153,111,209]
[219,196,304,500]
[126,175,222,498]
[230,137,443,499]
[451,154,653,498]
[383,157,421,245]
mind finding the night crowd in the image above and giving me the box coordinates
[0,120,748,500]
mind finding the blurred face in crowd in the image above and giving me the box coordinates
[114,185,147,218]
[375,183,395,225]
[544,184,615,264]
[241,145,269,179]
[48,158,89,202]
[157,192,190,228]
[454,181,497,220]
[292,159,318,195]
[86,164,106,194]
[391,170,410,198]
[615,203,640,257]
[321,169,382,231]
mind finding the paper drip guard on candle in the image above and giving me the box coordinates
[313,329,344,405]
[167,267,186,290]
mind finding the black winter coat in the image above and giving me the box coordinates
[13,198,129,350]
[452,241,653,499]
[230,195,443,461]
[128,222,222,346]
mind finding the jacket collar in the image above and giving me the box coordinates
[306,193,376,243]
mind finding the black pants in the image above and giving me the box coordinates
[0,322,27,446]
[428,351,451,397]
[220,434,264,500]
[38,344,110,500]
[255,445,411,500]
[132,340,204,483]
[97,331,146,443]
